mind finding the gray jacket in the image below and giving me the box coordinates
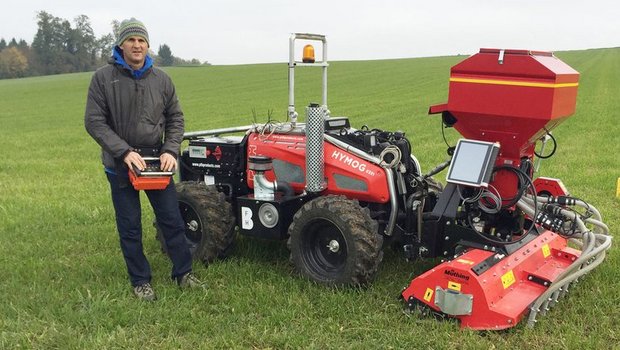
[84,62,184,170]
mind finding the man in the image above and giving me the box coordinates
[85,18,203,301]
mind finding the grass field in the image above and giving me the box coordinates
[0,47,618,349]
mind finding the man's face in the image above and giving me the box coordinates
[120,36,148,67]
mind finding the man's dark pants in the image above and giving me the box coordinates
[106,172,192,286]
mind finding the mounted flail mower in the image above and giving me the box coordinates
[161,34,612,330]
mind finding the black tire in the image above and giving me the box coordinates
[156,182,235,265]
[287,195,383,287]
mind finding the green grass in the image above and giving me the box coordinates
[0,48,618,349]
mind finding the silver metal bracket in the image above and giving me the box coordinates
[288,33,328,123]
[434,287,473,316]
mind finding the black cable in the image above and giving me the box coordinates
[570,196,593,220]
[493,164,533,208]
[440,118,452,149]
[563,196,592,237]
[466,208,534,246]
[534,130,557,159]
[562,215,579,237]
[545,195,593,237]
[466,165,538,246]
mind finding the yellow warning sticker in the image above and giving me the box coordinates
[423,288,434,302]
[501,270,516,289]
[448,281,462,291]
[456,258,474,265]
[542,244,551,258]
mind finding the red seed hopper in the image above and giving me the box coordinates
[429,48,579,199]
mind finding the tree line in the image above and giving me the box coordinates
[0,11,208,80]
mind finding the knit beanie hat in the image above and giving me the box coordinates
[116,18,150,47]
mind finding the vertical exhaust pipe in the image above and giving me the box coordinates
[305,103,326,193]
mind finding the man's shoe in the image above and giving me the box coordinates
[178,272,206,289]
[133,283,156,301]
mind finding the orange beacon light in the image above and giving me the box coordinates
[302,44,315,63]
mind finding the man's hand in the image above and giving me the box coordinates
[124,151,146,171]
[160,152,177,172]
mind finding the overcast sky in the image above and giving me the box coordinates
[2,0,618,65]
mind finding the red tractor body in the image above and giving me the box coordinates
[247,133,390,203]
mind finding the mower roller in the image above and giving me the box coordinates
[163,35,612,330]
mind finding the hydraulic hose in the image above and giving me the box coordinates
[516,194,613,327]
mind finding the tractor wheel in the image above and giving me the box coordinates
[287,195,383,287]
[156,182,236,265]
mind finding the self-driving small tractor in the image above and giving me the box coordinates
[161,34,612,330]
